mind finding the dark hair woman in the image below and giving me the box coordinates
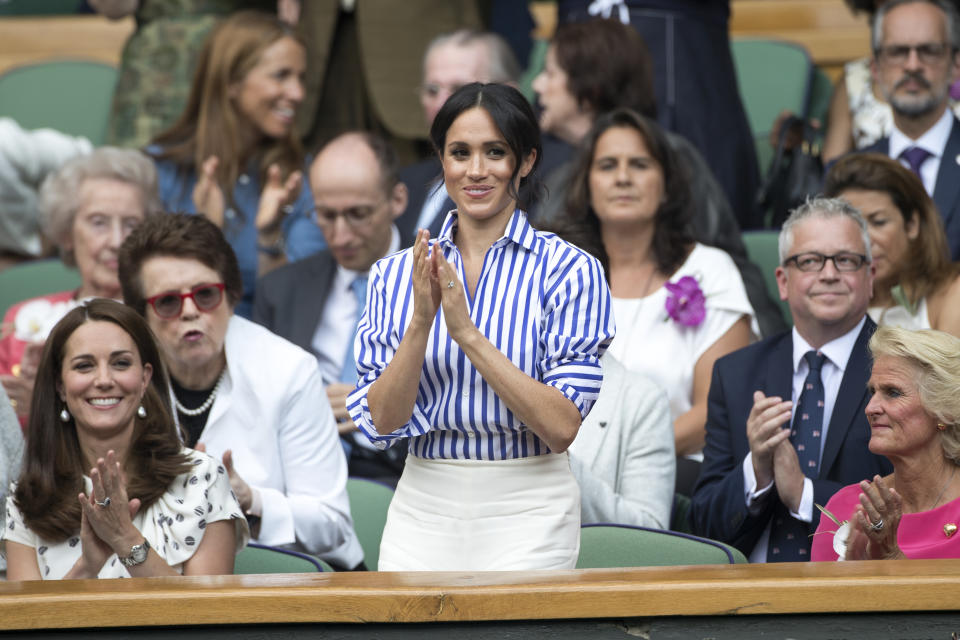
[348,83,615,571]
[557,108,756,494]
[824,152,960,337]
[2,299,247,580]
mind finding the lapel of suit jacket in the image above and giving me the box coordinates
[292,252,338,351]
[820,318,876,475]
[766,331,794,403]
[933,116,960,229]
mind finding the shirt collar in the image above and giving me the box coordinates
[790,315,866,374]
[436,208,539,254]
[889,106,954,159]
[335,224,400,286]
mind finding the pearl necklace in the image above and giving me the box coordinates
[174,373,224,417]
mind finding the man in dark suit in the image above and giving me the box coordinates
[396,29,522,244]
[860,0,960,259]
[253,131,408,483]
[691,198,893,562]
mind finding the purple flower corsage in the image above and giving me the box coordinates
[664,276,706,327]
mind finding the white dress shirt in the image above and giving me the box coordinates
[742,316,867,562]
[889,106,954,195]
[312,226,401,385]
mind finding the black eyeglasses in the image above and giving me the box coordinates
[145,283,226,318]
[783,252,869,273]
[876,42,951,65]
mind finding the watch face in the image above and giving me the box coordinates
[122,539,150,566]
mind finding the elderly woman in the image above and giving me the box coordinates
[2,299,246,579]
[118,213,362,570]
[555,107,755,494]
[0,147,161,424]
[824,153,960,336]
[812,326,960,560]
[148,10,325,318]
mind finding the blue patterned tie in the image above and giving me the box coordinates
[339,276,368,384]
[900,146,931,180]
[767,350,826,562]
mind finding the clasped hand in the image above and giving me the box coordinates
[77,450,142,574]
[844,475,904,560]
[410,229,475,341]
[746,391,804,511]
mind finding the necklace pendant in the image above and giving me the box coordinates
[944,523,958,538]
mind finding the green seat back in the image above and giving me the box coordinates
[0,60,117,144]
[576,524,747,568]
[742,230,792,326]
[346,477,395,571]
[0,259,81,320]
[234,543,330,574]
[0,0,82,15]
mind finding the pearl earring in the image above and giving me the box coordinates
[137,405,147,419]
[59,407,70,422]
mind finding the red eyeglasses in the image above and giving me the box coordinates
[145,283,226,318]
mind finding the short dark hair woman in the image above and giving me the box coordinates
[119,213,363,570]
[348,83,615,571]
[2,299,247,579]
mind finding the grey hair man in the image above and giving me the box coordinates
[693,198,892,563]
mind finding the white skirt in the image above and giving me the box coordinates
[378,453,581,571]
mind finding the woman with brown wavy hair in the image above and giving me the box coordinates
[824,153,960,336]
[148,10,325,318]
[1,299,247,580]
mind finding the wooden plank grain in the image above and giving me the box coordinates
[2,560,960,631]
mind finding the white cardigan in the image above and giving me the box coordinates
[176,315,363,569]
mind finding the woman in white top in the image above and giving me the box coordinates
[2,299,246,580]
[555,108,755,494]
[825,152,960,336]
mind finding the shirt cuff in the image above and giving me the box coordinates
[247,487,263,517]
[790,477,814,522]
[742,452,774,511]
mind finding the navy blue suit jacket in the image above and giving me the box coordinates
[690,318,893,557]
[860,115,960,260]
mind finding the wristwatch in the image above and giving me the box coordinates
[119,538,151,567]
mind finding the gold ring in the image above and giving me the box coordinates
[9,399,16,410]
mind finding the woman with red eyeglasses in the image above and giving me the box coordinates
[117,213,364,571]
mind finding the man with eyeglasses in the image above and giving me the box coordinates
[860,0,960,258]
[692,198,893,562]
[253,132,409,484]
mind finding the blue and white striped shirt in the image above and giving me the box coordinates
[347,209,615,460]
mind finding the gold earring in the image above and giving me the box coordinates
[938,423,947,432]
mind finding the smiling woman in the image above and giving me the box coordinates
[812,325,960,561]
[0,147,161,426]
[348,83,615,572]
[1,299,247,580]
[148,10,326,319]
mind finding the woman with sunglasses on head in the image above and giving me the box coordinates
[348,83,615,571]
[118,213,363,571]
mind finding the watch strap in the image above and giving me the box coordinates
[119,538,151,567]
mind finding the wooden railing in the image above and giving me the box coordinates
[1,560,959,632]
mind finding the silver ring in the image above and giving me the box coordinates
[446,280,455,289]
[870,518,884,532]
[95,497,111,508]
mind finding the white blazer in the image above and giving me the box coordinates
[176,315,363,569]
[568,355,676,529]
